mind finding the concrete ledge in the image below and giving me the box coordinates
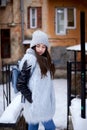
[54,68,67,79]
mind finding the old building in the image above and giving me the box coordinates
[0,0,87,80]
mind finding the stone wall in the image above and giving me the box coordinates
[51,46,74,69]
[51,46,74,78]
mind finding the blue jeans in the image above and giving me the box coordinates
[28,119,56,130]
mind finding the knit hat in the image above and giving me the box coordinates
[30,30,49,48]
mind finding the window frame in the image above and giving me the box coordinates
[55,8,66,35]
[55,7,76,35]
[28,7,42,29]
[30,7,37,29]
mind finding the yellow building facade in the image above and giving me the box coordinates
[0,0,87,80]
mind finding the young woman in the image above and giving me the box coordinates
[17,30,56,130]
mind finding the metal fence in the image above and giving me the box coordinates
[1,62,18,109]
[67,61,87,130]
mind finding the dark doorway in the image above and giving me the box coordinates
[1,29,11,58]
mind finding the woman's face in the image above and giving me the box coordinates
[35,44,46,55]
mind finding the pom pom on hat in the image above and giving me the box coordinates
[30,30,49,48]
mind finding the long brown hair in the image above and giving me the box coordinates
[32,46,55,78]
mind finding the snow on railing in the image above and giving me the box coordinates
[0,94,23,124]
[70,98,87,130]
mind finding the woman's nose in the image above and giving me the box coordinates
[39,47,42,51]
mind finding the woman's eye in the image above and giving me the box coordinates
[42,46,46,49]
[42,46,45,49]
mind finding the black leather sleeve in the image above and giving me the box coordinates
[17,61,33,103]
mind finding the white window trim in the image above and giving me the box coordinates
[55,7,76,35]
[55,8,66,35]
[30,8,37,28]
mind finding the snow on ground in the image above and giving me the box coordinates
[0,79,67,129]
[0,84,3,116]
[53,79,67,129]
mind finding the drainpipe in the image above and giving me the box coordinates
[20,0,24,43]
[0,29,2,83]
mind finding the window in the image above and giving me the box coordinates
[30,8,37,28]
[28,7,42,29]
[67,8,76,28]
[56,8,66,35]
[0,0,6,6]
[55,8,76,35]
